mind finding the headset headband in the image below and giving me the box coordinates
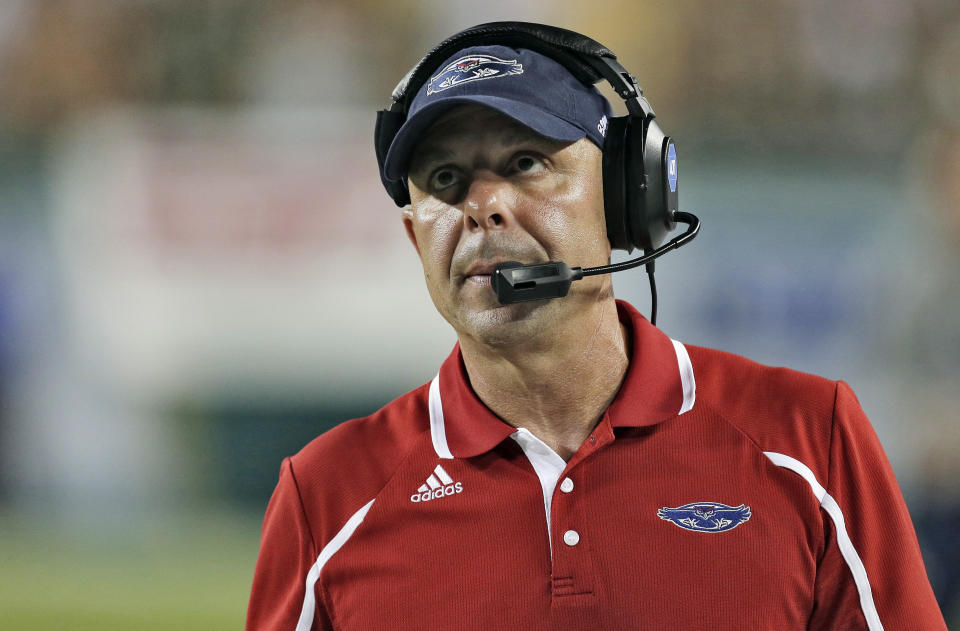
[387,22,655,120]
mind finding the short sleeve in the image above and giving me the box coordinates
[809,381,946,629]
[246,458,333,631]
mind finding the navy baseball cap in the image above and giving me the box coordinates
[382,45,613,182]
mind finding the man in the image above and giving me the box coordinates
[246,26,947,630]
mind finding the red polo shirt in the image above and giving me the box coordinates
[246,300,946,630]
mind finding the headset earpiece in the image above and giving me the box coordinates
[375,108,411,207]
[600,115,677,253]
[629,118,677,251]
[601,115,631,251]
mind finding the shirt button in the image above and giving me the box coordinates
[560,477,574,493]
[563,530,580,546]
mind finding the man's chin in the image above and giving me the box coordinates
[457,298,553,346]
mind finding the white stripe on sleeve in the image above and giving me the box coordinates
[763,451,884,631]
[295,499,375,631]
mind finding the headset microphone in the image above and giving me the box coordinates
[491,211,700,306]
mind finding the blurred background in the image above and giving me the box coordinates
[1,0,958,628]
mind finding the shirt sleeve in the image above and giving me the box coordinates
[246,457,333,631]
[808,381,946,630]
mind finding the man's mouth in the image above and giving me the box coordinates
[464,273,492,286]
[461,260,512,286]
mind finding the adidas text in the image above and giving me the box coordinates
[411,482,463,503]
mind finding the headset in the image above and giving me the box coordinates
[374,21,700,324]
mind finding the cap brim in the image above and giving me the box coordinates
[382,95,588,182]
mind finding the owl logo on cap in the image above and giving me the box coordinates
[427,54,523,95]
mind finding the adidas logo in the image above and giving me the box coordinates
[410,464,463,503]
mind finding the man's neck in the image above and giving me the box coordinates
[458,297,631,461]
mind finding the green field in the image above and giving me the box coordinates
[0,510,261,631]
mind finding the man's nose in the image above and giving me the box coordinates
[462,173,515,232]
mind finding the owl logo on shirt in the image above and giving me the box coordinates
[657,502,751,533]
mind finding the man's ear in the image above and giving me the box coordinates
[402,207,421,258]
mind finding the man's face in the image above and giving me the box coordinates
[402,105,612,347]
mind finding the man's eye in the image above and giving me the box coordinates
[430,168,459,190]
[513,154,545,174]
